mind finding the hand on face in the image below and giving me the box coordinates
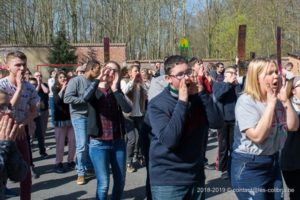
[111,70,119,91]
[97,67,110,82]
[0,115,18,141]
[198,64,205,77]
[134,73,142,83]
[277,75,288,103]
[178,79,188,102]
[16,70,23,90]
[266,83,277,106]
[187,76,203,95]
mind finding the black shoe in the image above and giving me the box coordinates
[204,163,216,170]
[85,169,95,177]
[54,163,65,173]
[138,157,146,167]
[221,172,229,180]
[40,152,49,159]
[67,161,76,170]
[5,188,18,198]
[31,166,40,179]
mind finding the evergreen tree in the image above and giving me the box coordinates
[48,30,77,65]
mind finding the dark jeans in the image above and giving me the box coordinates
[16,130,32,200]
[151,182,205,200]
[282,169,300,200]
[217,122,234,172]
[140,122,152,200]
[125,116,144,164]
[231,151,283,200]
[34,116,46,155]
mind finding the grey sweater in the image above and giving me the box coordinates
[64,75,91,118]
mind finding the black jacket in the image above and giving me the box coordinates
[83,80,132,138]
[0,141,27,199]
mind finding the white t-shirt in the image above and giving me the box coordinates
[48,77,55,97]
[0,77,40,123]
[233,94,287,155]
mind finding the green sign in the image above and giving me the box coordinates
[179,37,189,60]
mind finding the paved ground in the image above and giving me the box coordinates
[7,128,290,200]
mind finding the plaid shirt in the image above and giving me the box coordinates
[94,88,121,140]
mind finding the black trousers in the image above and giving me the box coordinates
[34,116,46,155]
[125,116,144,163]
[282,169,300,200]
[217,122,234,172]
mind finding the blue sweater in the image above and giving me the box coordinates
[147,88,223,186]
[212,82,241,122]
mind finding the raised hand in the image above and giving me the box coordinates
[0,115,18,141]
[111,70,120,92]
[188,76,203,95]
[277,75,288,103]
[61,81,68,91]
[198,64,205,77]
[97,67,110,82]
[178,79,188,102]
[266,83,277,106]
[16,71,23,90]
[16,124,26,140]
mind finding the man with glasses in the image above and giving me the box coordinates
[147,55,223,199]
[212,66,241,179]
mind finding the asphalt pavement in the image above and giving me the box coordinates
[7,128,290,200]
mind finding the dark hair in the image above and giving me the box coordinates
[25,68,32,75]
[28,77,37,82]
[121,67,128,78]
[85,59,101,71]
[164,55,187,75]
[133,60,141,67]
[53,71,67,91]
[188,57,203,68]
[6,51,27,63]
[216,62,224,68]
[105,61,121,71]
[127,64,140,72]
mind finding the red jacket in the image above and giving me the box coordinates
[198,75,212,94]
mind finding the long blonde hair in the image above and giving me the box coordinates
[243,58,277,101]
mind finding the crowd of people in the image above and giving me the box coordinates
[0,50,299,200]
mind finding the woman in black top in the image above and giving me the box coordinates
[281,76,300,200]
[53,71,76,173]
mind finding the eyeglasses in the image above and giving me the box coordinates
[226,71,237,76]
[170,69,193,80]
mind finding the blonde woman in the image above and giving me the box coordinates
[230,58,299,199]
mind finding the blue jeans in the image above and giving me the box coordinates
[231,151,283,200]
[49,97,55,127]
[71,116,93,176]
[89,139,126,200]
[151,182,205,200]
